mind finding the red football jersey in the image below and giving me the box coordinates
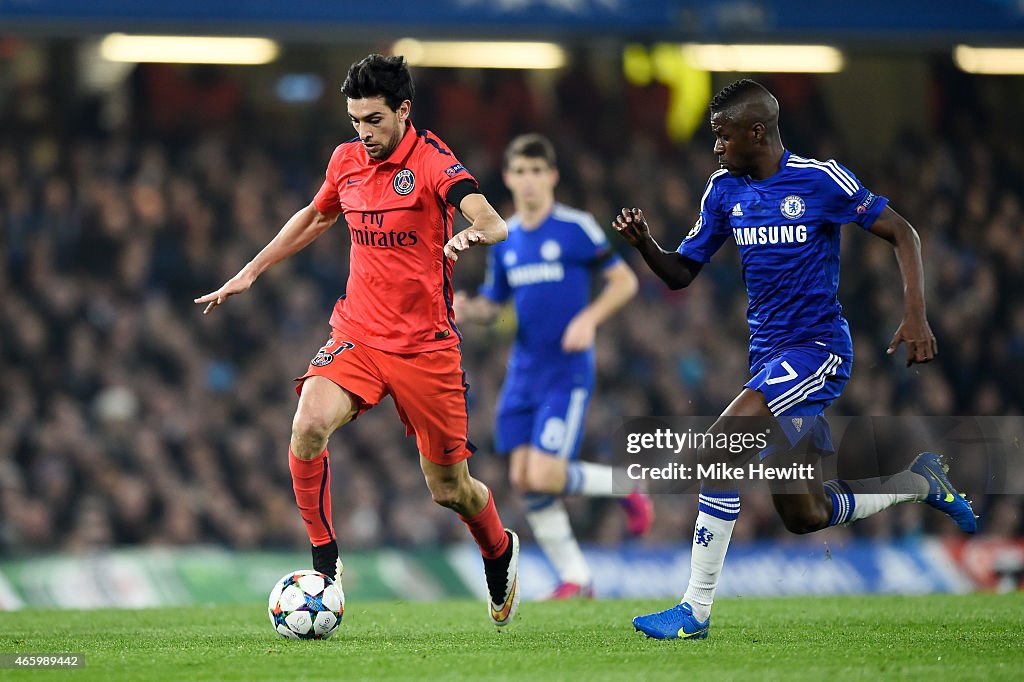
[313,123,476,353]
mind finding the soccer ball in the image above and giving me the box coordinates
[268,570,345,639]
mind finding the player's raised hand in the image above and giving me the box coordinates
[613,208,651,247]
[444,228,487,262]
[887,315,938,367]
[193,274,254,315]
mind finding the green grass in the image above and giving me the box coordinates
[1,594,1022,681]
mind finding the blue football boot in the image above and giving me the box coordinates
[633,602,710,640]
[910,452,978,534]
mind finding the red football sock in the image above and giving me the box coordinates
[460,488,509,559]
[289,448,335,546]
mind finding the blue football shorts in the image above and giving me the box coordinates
[745,344,852,455]
[494,380,592,459]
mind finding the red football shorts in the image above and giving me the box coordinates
[296,330,476,465]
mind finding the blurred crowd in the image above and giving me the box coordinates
[1,58,1021,555]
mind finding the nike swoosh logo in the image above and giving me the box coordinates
[346,178,360,185]
[678,624,709,639]
[925,464,956,503]
[444,445,461,455]
[490,576,517,622]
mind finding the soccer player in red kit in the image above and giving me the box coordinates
[195,54,520,627]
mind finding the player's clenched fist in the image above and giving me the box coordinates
[612,207,651,247]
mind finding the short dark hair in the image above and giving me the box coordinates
[710,78,771,112]
[504,133,557,169]
[341,54,414,111]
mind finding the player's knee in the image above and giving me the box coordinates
[290,411,332,457]
[780,507,829,535]
[522,465,558,495]
[509,467,528,494]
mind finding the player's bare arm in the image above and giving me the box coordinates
[867,206,938,367]
[445,193,508,262]
[562,260,638,352]
[612,207,702,290]
[194,202,339,314]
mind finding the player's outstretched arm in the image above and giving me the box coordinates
[867,206,938,366]
[194,202,339,314]
[445,193,508,262]
[612,207,702,290]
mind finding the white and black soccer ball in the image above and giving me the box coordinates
[268,570,345,640]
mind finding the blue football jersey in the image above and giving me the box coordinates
[678,150,888,370]
[480,203,620,381]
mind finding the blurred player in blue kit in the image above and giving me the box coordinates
[614,80,978,639]
[457,133,652,599]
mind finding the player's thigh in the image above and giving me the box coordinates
[509,445,567,495]
[715,388,773,444]
[386,346,475,465]
[293,332,387,435]
[508,445,533,491]
[694,389,773,471]
[293,376,360,435]
[523,446,568,493]
[720,387,772,418]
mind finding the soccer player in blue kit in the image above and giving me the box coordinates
[614,80,978,639]
[457,133,651,599]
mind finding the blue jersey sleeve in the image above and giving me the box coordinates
[818,159,889,229]
[677,170,731,262]
[574,212,621,270]
[479,245,510,303]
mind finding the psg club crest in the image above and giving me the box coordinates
[311,350,334,367]
[311,340,354,367]
[780,195,806,220]
[393,168,415,196]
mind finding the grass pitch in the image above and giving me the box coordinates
[1,594,1021,681]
